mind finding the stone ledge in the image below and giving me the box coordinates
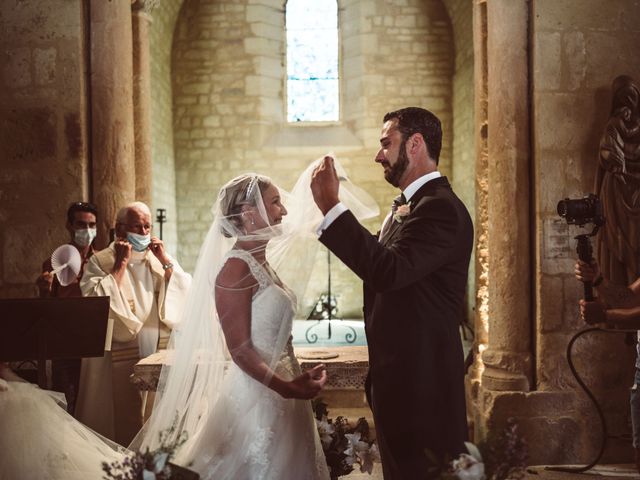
[132,345,369,391]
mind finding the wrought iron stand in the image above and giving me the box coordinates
[304,248,357,344]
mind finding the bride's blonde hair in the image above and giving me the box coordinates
[218,174,272,237]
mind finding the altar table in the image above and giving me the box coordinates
[131,346,369,392]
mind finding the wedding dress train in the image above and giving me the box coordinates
[0,379,125,480]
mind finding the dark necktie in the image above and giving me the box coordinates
[392,193,407,213]
[380,193,406,241]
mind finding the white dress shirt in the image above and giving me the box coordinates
[317,170,442,235]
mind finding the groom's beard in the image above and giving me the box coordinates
[384,139,409,187]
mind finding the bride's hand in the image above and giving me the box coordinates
[283,364,327,399]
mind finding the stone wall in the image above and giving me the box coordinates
[149,1,184,256]
[442,0,475,322]
[0,0,88,298]
[533,0,640,463]
[171,0,454,317]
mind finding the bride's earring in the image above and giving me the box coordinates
[250,217,255,226]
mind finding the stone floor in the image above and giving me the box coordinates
[342,464,640,479]
[524,465,640,479]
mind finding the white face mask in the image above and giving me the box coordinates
[74,228,97,248]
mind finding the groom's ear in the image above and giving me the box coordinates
[408,132,424,155]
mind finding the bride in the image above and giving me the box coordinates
[131,158,378,479]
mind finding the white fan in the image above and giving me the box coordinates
[50,244,82,286]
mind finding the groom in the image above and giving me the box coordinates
[311,107,473,478]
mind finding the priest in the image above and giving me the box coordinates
[76,201,191,445]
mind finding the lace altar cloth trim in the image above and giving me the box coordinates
[132,346,368,391]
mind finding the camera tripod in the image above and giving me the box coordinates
[548,225,634,474]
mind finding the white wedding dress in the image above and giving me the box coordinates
[0,379,125,480]
[184,250,330,480]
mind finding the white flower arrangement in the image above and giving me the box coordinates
[313,399,380,479]
[451,443,485,480]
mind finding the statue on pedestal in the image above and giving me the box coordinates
[596,75,640,285]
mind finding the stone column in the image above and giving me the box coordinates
[466,0,489,401]
[90,0,136,245]
[132,0,157,206]
[479,0,532,392]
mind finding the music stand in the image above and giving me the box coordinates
[0,296,110,388]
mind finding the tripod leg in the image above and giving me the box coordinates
[576,235,595,301]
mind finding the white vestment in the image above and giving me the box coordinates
[75,243,191,445]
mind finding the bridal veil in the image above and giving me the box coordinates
[130,156,379,469]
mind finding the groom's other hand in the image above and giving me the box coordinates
[311,156,340,215]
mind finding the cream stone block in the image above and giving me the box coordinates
[536,152,567,213]
[533,0,636,32]
[582,31,640,89]
[3,224,43,284]
[533,32,561,91]
[244,37,278,56]
[357,34,379,55]
[245,75,280,97]
[258,97,283,118]
[362,74,385,95]
[193,140,211,149]
[222,4,245,13]
[180,83,211,95]
[3,47,31,88]
[357,0,377,18]
[562,276,585,331]
[253,55,283,79]
[1,0,81,41]
[394,15,416,28]
[342,55,365,78]
[174,95,197,105]
[33,48,56,85]
[537,275,564,334]
[202,115,220,127]
[246,4,280,25]
[534,92,594,151]
[249,22,282,41]
[248,0,281,6]
[563,31,586,91]
[181,49,213,62]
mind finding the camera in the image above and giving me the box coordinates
[557,194,605,227]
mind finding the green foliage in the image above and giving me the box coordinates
[102,420,189,480]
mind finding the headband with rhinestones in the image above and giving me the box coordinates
[244,175,258,201]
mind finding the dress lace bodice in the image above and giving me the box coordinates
[224,250,297,363]
[188,250,329,480]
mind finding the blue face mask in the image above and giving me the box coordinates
[127,232,151,252]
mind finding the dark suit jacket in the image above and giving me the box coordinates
[320,176,473,478]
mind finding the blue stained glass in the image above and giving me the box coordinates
[286,0,339,122]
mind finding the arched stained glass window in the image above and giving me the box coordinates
[286,0,339,123]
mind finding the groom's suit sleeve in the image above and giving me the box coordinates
[319,195,462,292]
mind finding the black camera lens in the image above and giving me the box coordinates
[557,200,568,217]
[557,194,604,227]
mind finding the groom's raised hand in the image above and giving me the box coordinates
[311,156,340,215]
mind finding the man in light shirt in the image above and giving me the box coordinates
[76,201,191,445]
[311,107,473,478]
